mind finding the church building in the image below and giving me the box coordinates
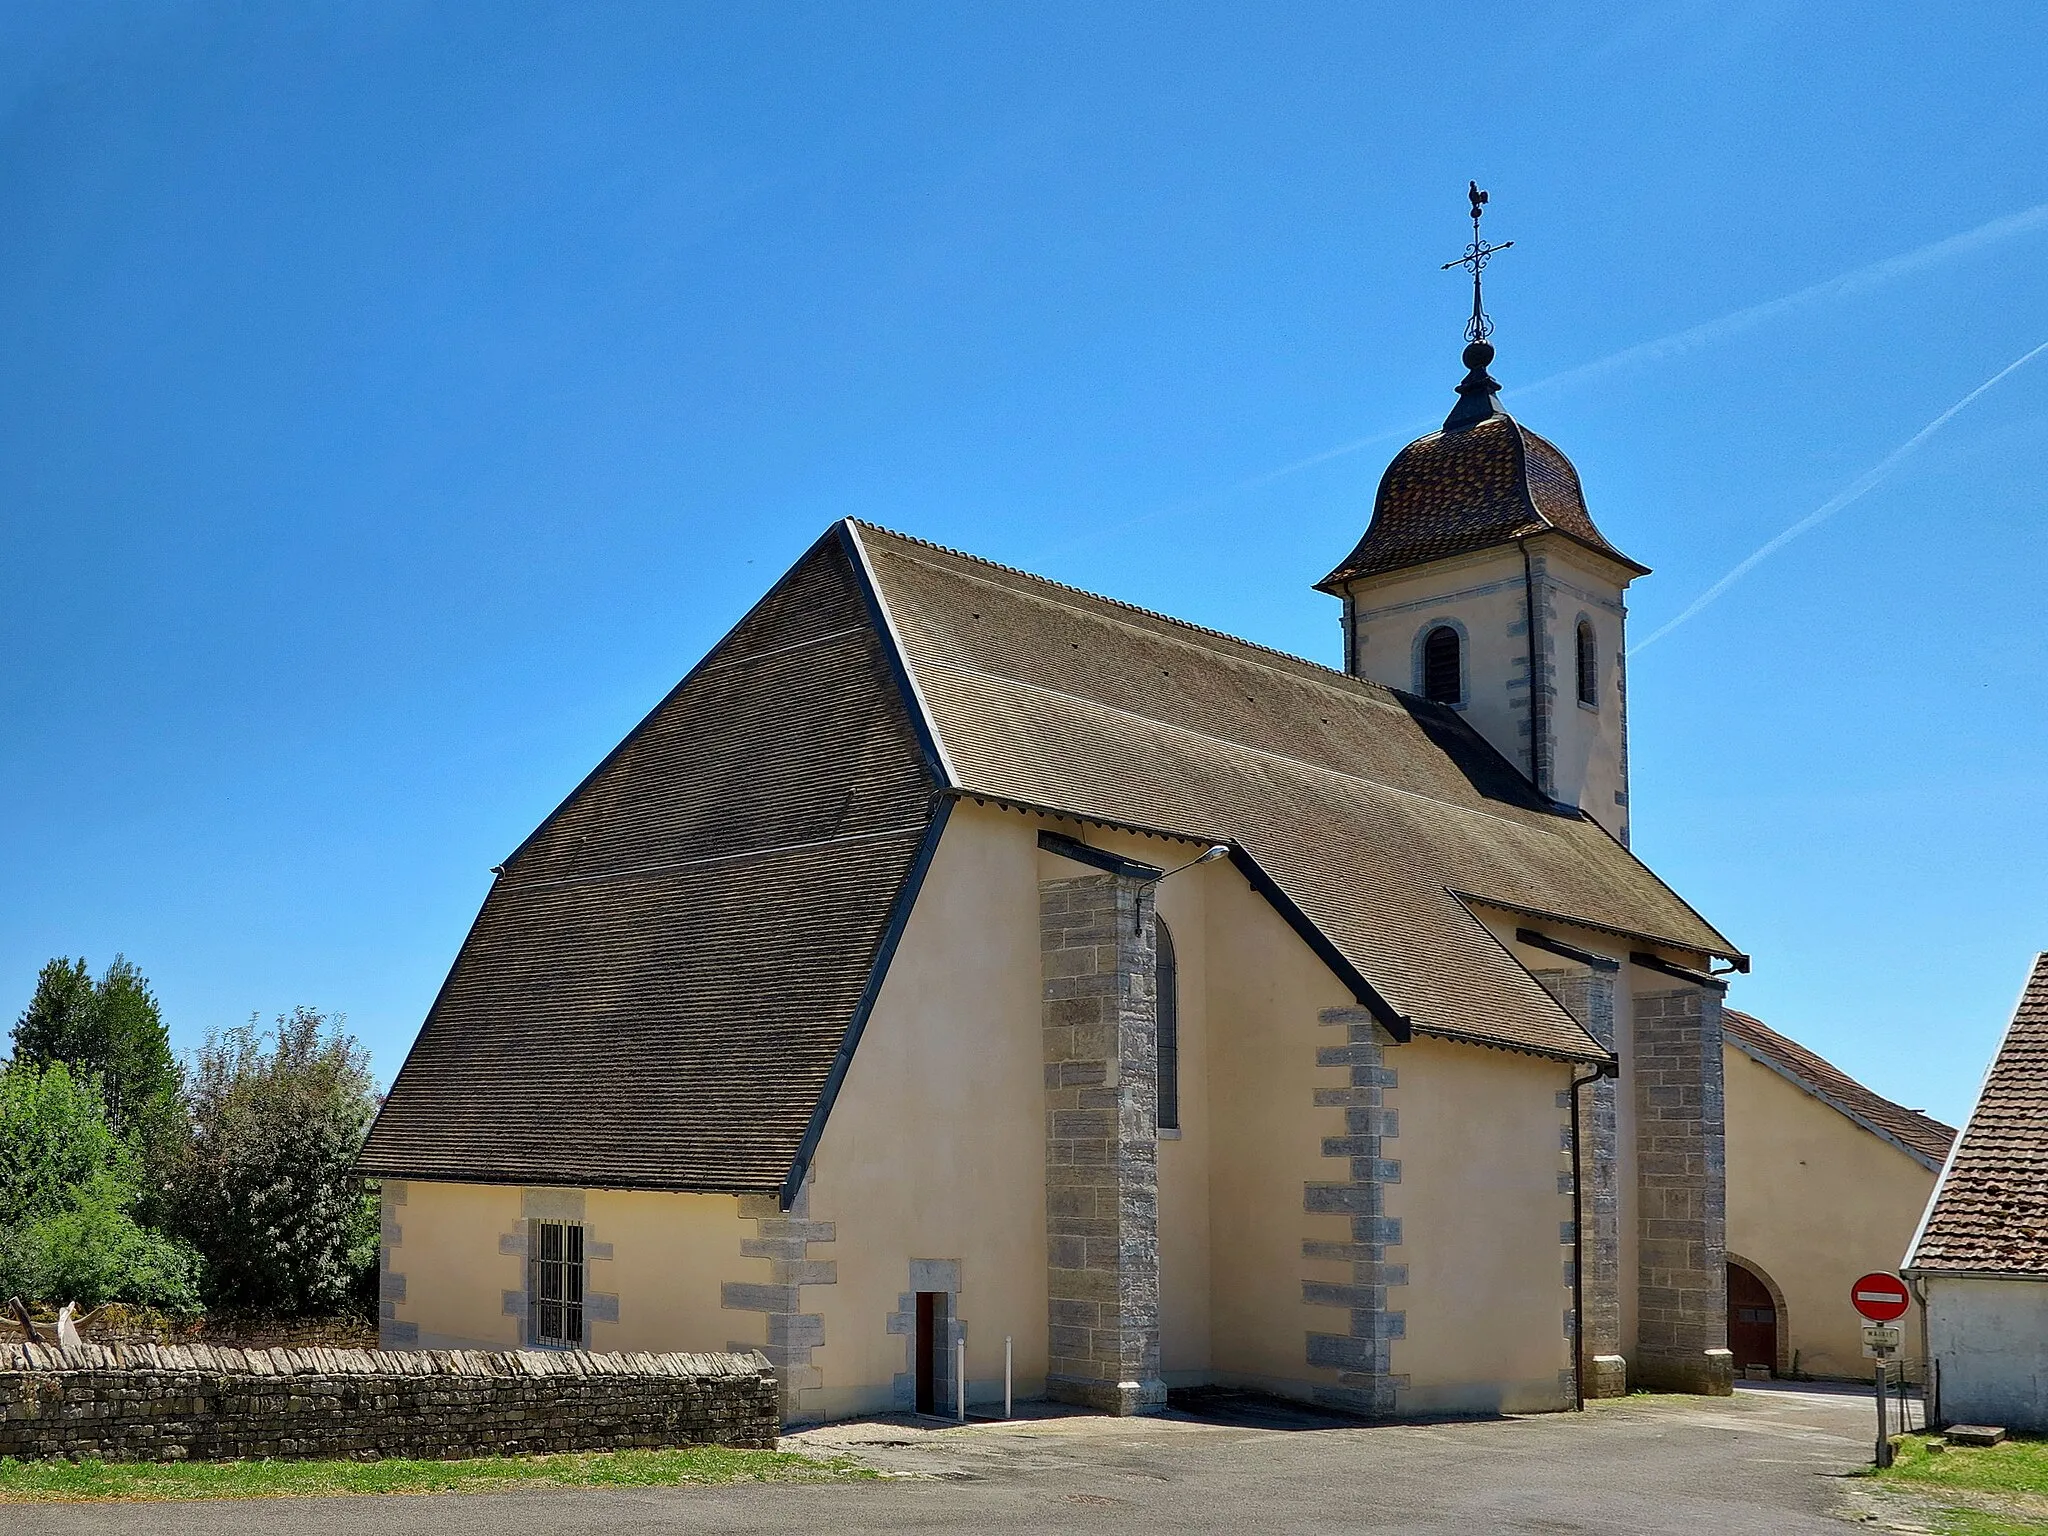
[361,231,1748,1424]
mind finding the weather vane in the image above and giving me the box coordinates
[1441,181,1513,344]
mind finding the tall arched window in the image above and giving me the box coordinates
[1421,625,1462,705]
[1156,918,1180,1132]
[1576,619,1598,708]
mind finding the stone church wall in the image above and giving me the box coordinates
[0,1343,779,1461]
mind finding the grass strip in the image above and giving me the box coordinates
[1872,1435,2048,1499]
[0,1446,877,1503]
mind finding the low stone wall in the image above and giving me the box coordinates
[0,1343,778,1461]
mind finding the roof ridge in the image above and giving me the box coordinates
[847,519,1410,704]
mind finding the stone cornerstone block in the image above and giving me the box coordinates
[1535,968,1624,1396]
[1632,986,1733,1396]
[1039,871,1165,1415]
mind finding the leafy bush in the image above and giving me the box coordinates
[163,1008,379,1317]
[0,1060,203,1311]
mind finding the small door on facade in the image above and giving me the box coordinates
[1727,1261,1778,1375]
[915,1293,938,1415]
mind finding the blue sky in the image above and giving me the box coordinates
[3,2,2043,1128]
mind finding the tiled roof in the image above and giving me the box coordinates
[857,522,1738,1063]
[1909,954,2048,1276]
[1317,411,1647,589]
[362,519,1743,1196]
[1724,1009,1956,1170]
[359,533,941,1195]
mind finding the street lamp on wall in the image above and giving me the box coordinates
[1132,844,1232,932]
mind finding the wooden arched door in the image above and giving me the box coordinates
[1727,1261,1778,1375]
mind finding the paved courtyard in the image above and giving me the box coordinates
[8,1383,1912,1535]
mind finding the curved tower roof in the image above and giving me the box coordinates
[1317,341,1647,592]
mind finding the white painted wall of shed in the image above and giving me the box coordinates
[1926,1276,2048,1431]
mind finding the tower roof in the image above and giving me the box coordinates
[1316,342,1648,592]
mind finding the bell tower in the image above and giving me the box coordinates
[1316,186,1648,844]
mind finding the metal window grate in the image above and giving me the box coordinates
[1157,918,1180,1132]
[529,1220,585,1347]
[1421,626,1461,705]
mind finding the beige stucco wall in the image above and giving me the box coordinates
[1208,870,1578,1413]
[1336,534,1635,843]
[379,1179,758,1355]
[796,801,1053,1420]
[1724,1043,1938,1381]
[381,802,1615,1421]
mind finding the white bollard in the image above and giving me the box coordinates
[1004,1335,1014,1419]
[956,1338,967,1422]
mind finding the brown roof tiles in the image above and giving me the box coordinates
[1723,1009,1956,1170]
[1909,954,2048,1276]
[1317,413,1646,589]
[362,518,1742,1196]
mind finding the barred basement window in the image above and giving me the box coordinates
[1421,625,1462,705]
[1157,918,1180,1132]
[529,1220,585,1347]
[1576,619,1599,708]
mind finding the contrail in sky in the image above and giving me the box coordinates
[1024,200,2048,567]
[1510,200,2048,405]
[1629,337,2048,654]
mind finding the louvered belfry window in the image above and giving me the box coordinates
[1157,918,1180,1132]
[529,1220,585,1347]
[1421,626,1462,705]
[1576,620,1598,708]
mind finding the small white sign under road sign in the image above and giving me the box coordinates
[1862,1324,1902,1359]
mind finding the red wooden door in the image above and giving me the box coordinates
[1727,1262,1778,1374]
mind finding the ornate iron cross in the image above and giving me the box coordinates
[1440,181,1513,343]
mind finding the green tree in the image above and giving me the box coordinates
[0,1060,202,1310]
[11,955,180,1137]
[164,1008,380,1317]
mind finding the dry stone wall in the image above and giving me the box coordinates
[0,1343,778,1461]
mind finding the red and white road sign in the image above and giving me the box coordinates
[1850,1272,1911,1322]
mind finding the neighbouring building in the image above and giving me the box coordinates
[1722,1010,1953,1382]
[1906,953,2048,1431]
[360,314,1752,1425]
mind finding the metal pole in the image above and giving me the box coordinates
[1875,1359,1893,1468]
[956,1338,966,1423]
[1004,1335,1013,1420]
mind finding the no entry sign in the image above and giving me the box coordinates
[1851,1272,1911,1323]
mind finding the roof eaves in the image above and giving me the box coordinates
[1723,1032,1945,1173]
[1449,893,1614,1066]
[1452,890,1746,969]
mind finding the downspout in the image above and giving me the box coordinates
[1568,1061,1616,1410]
[1905,1272,1936,1426]
[1520,537,1548,799]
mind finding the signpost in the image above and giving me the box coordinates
[1852,1272,1911,1467]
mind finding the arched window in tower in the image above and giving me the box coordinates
[1576,619,1599,708]
[1421,625,1463,705]
[1156,918,1180,1132]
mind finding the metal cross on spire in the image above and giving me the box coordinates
[1440,181,1513,344]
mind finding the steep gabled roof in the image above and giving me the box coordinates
[360,530,941,1195]
[1908,954,2048,1277]
[362,518,1742,1198]
[854,522,1736,1063]
[1724,1009,1955,1170]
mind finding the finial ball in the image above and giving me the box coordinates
[1462,341,1495,369]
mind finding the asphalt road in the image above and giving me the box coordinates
[9,1383,1888,1535]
